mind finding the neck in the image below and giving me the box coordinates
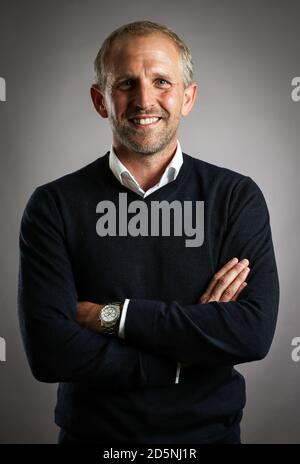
[112,140,178,191]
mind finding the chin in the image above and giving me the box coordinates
[128,141,169,155]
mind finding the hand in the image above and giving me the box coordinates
[76,301,106,333]
[181,258,250,368]
[198,257,250,304]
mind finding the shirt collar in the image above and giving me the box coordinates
[109,140,183,187]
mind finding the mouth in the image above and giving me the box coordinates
[128,116,162,128]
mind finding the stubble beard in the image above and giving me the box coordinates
[108,115,179,156]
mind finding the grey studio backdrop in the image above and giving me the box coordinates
[0,0,299,444]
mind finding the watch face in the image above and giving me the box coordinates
[102,305,119,323]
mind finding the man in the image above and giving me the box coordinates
[18,21,279,444]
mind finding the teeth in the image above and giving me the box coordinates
[132,117,160,125]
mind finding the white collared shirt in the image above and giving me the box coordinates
[109,140,183,198]
[108,141,183,384]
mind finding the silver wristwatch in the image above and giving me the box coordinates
[99,301,122,335]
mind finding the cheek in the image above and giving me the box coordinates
[110,93,128,117]
[160,91,182,114]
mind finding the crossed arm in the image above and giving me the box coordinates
[77,257,250,335]
[77,258,250,373]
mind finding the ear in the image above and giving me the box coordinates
[90,84,108,118]
[181,82,197,117]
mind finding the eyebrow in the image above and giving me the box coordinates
[114,72,175,83]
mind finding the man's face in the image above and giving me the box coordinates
[93,33,196,156]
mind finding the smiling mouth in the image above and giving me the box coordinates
[129,117,162,127]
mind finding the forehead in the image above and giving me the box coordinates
[108,33,182,77]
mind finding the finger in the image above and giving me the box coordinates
[231,282,247,301]
[218,268,250,302]
[208,259,249,302]
[199,257,239,303]
[223,280,248,303]
[211,267,250,302]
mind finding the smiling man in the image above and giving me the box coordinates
[18,21,279,444]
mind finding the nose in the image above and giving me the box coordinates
[132,80,155,111]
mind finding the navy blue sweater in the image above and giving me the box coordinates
[18,152,279,443]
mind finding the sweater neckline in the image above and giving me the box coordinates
[98,151,193,201]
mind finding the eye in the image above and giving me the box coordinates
[117,79,134,89]
[156,79,171,88]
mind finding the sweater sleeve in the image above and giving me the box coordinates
[123,177,280,366]
[17,186,177,390]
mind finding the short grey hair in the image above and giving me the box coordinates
[94,20,194,90]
